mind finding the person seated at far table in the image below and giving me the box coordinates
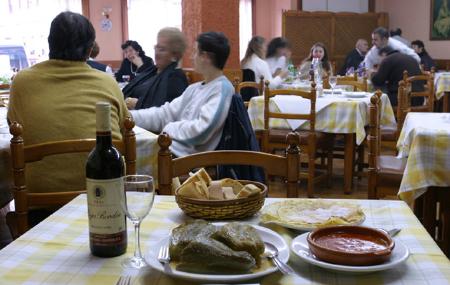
[362,27,419,72]
[115,40,155,82]
[130,31,234,157]
[265,37,292,77]
[123,27,188,110]
[370,46,423,107]
[338,39,369,75]
[87,41,114,75]
[8,11,129,194]
[298,42,333,78]
[411,40,436,72]
[241,36,288,89]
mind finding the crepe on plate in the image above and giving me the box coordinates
[260,199,365,229]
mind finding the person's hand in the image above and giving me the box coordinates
[130,55,144,68]
[273,68,283,77]
[125,97,138,110]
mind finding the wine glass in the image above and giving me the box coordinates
[329,76,337,96]
[121,175,155,269]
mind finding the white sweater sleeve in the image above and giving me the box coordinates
[163,82,233,145]
[130,89,187,132]
[362,46,380,70]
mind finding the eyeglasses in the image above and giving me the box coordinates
[154,45,168,52]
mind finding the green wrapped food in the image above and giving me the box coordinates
[177,237,256,274]
[169,219,216,260]
[212,222,265,265]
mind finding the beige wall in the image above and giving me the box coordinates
[376,0,449,59]
[89,0,124,61]
[254,0,292,40]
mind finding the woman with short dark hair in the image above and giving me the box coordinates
[115,40,155,82]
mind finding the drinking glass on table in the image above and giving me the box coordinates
[122,75,131,83]
[121,175,155,269]
[329,75,337,96]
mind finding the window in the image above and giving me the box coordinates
[127,0,182,60]
[239,0,253,61]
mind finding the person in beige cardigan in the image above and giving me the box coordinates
[8,11,128,194]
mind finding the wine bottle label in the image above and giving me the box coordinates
[86,178,125,235]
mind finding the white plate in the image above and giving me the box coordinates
[145,223,289,282]
[343,91,368,98]
[323,89,343,95]
[291,232,409,273]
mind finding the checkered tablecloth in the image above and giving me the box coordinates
[435,72,450,100]
[397,112,450,203]
[0,194,448,285]
[248,93,396,145]
[0,107,159,207]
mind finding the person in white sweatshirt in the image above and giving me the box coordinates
[241,36,287,89]
[363,27,420,71]
[130,31,234,157]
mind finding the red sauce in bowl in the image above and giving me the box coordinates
[314,232,388,253]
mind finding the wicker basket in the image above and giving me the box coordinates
[175,180,267,220]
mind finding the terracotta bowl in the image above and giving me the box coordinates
[307,225,395,266]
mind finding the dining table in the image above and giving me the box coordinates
[0,194,448,285]
[0,106,160,208]
[434,71,450,112]
[247,89,396,194]
[396,112,450,203]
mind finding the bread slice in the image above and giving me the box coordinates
[220,178,244,194]
[237,184,261,198]
[208,181,224,200]
[222,187,237,200]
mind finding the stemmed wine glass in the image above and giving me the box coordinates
[121,175,155,269]
[329,75,337,96]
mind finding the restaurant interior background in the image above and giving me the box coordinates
[0,0,449,78]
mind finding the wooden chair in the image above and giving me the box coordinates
[368,91,406,199]
[6,117,137,239]
[237,75,264,108]
[182,68,203,84]
[157,132,300,197]
[402,70,435,112]
[223,69,243,93]
[262,81,334,198]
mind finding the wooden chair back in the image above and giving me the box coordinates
[263,80,317,135]
[223,69,243,93]
[7,117,136,239]
[182,68,203,84]
[157,132,300,198]
[237,75,265,107]
[402,70,435,112]
[335,73,368,92]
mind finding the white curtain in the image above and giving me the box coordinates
[239,0,253,61]
[127,0,182,60]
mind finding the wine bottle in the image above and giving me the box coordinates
[86,102,127,257]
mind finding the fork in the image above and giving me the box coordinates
[116,275,131,285]
[158,244,170,265]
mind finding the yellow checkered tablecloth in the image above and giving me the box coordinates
[0,194,449,285]
[397,112,450,203]
[247,93,396,145]
[435,72,450,100]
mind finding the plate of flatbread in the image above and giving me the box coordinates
[259,199,365,231]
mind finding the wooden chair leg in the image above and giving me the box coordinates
[307,150,316,198]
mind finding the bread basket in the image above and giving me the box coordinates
[175,180,267,219]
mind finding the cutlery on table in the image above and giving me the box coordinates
[264,242,295,275]
[386,228,401,237]
[158,244,170,265]
[116,275,131,285]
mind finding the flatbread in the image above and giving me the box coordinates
[220,178,244,194]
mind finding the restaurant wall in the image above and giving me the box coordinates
[376,0,449,59]
[254,0,292,41]
[88,0,124,62]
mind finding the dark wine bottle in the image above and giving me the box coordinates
[86,102,127,257]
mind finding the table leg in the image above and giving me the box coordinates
[443,92,449,113]
[344,133,355,194]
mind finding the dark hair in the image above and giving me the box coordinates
[411,40,425,49]
[48,12,95,61]
[378,46,396,56]
[241,36,265,66]
[390,28,402,37]
[373,27,390,39]
[266,37,290,58]
[90,41,100,58]
[303,42,331,73]
[196,31,230,70]
[121,40,146,57]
